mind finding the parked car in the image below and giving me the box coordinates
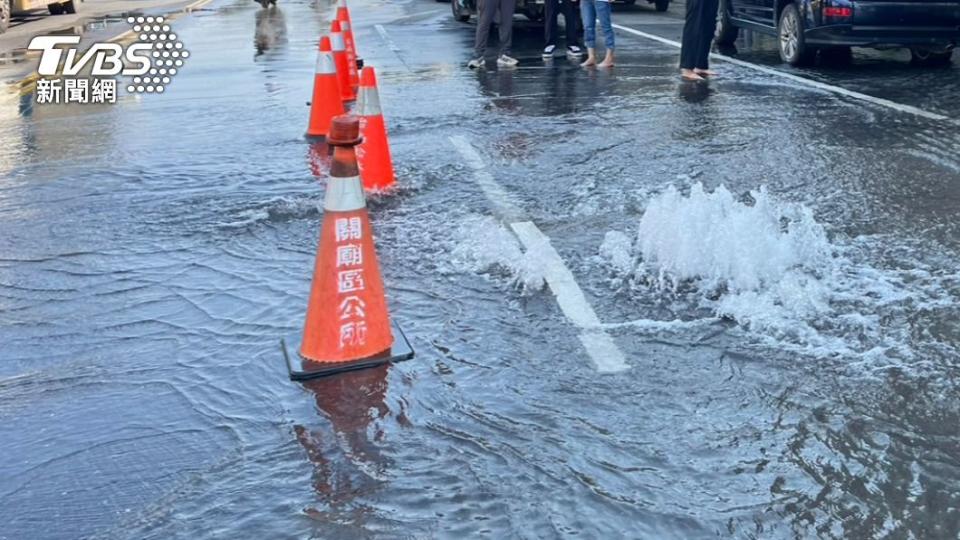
[714,0,960,66]
[451,0,668,24]
[1,0,79,34]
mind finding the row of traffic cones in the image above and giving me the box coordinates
[306,4,395,192]
[282,0,413,381]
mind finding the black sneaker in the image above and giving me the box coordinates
[542,44,557,58]
[467,57,485,69]
[566,44,583,58]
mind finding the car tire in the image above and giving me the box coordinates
[714,0,738,46]
[778,3,815,66]
[623,0,636,5]
[452,0,470,22]
[48,2,63,14]
[654,0,668,11]
[910,47,953,67]
[63,0,76,13]
[0,0,10,34]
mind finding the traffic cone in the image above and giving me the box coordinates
[356,67,396,192]
[281,115,414,380]
[338,13,360,92]
[330,20,356,103]
[335,0,351,27]
[306,36,344,139]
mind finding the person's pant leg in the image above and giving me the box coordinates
[545,0,560,47]
[596,0,613,49]
[498,0,517,55]
[571,0,584,44]
[679,0,701,69]
[474,0,495,58]
[580,0,597,48]
[560,0,577,47]
[696,0,719,68]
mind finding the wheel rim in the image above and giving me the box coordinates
[780,11,798,59]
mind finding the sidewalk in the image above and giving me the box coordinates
[0,0,201,54]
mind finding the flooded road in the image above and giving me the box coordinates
[1,0,960,538]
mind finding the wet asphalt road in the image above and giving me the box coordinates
[2,0,960,538]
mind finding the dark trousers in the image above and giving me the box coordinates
[545,0,581,48]
[474,0,517,57]
[679,0,719,69]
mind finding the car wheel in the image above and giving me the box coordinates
[63,0,76,13]
[452,0,470,22]
[778,3,815,65]
[910,47,953,67]
[714,0,738,46]
[623,0,636,5]
[0,0,10,33]
[48,2,63,14]
[654,0,668,11]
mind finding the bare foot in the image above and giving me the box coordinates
[680,69,703,81]
[598,52,615,67]
[694,69,717,77]
[581,56,597,67]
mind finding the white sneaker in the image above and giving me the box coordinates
[497,54,519,67]
[467,56,485,69]
[566,45,583,58]
[542,44,557,58]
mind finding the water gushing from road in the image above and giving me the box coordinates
[602,183,956,364]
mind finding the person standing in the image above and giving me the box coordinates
[543,0,583,59]
[467,0,520,69]
[580,0,614,67]
[678,0,719,80]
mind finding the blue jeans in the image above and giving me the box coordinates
[581,0,614,50]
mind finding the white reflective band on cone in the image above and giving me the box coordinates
[315,51,336,74]
[338,0,347,7]
[330,32,345,51]
[324,176,366,211]
[357,87,381,116]
[341,21,350,31]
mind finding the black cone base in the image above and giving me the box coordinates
[281,322,414,381]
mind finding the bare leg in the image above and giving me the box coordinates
[581,47,597,67]
[598,49,614,67]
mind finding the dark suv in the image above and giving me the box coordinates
[715,0,960,66]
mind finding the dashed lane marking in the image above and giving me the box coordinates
[450,135,630,373]
[375,24,401,53]
[449,135,526,221]
[611,23,951,122]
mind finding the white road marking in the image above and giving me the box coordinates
[611,23,951,122]
[511,222,630,373]
[450,136,630,373]
[375,24,401,53]
[449,135,526,221]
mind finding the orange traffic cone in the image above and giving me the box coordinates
[356,67,396,192]
[330,20,356,103]
[335,0,351,26]
[282,115,414,380]
[306,37,344,139]
[337,9,360,91]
